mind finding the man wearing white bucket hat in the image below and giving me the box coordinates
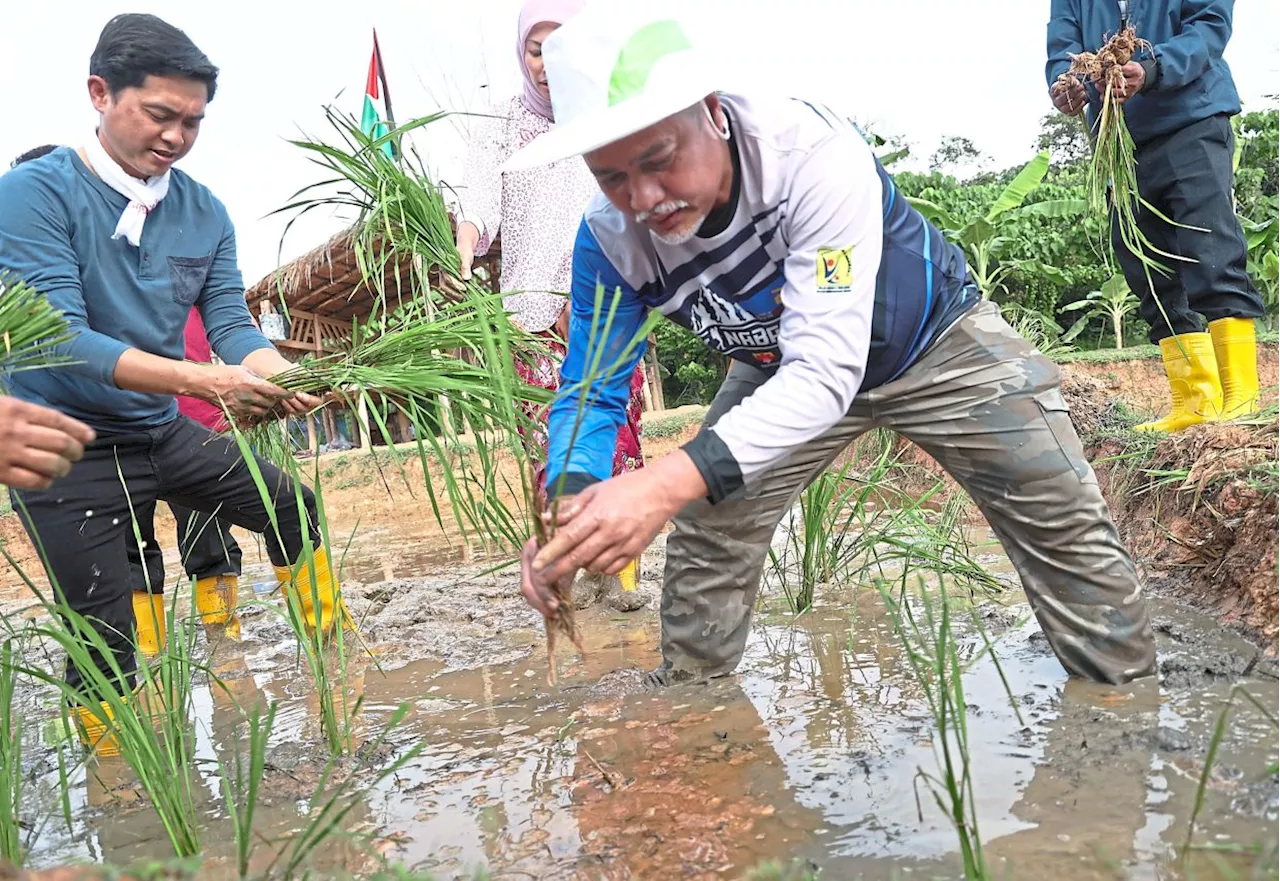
[514,4,1157,687]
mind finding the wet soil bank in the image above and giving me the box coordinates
[877,354,1280,655]
[1056,364,1277,655]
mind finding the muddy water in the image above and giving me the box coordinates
[17,571,1280,875]
[14,530,1278,881]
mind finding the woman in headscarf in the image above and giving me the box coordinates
[454,0,647,593]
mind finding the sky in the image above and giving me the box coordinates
[2,0,1277,286]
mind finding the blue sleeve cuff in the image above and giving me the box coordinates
[216,332,275,367]
[548,471,601,501]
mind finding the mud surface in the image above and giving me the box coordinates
[7,527,1277,880]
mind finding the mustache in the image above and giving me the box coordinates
[634,200,690,224]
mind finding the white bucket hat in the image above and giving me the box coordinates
[500,2,719,172]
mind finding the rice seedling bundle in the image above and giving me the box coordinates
[0,273,76,374]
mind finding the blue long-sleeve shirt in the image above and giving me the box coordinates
[1046,0,1241,145]
[0,147,271,432]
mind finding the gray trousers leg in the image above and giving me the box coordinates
[660,301,1156,685]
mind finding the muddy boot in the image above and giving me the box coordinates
[274,546,354,636]
[131,591,166,659]
[617,558,639,593]
[72,700,122,758]
[643,660,696,689]
[195,574,241,641]
[571,571,608,609]
[605,587,648,613]
[70,683,170,758]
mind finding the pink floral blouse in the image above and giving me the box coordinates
[456,97,601,333]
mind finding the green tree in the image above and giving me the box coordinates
[1233,103,1278,219]
[907,151,1084,301]
[930,135,987,177]
[1036,111,1091,167]
[653,321,727,406]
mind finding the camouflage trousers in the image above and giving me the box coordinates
[661,300,1157,686]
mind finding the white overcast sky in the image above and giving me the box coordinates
[2,0,1277,286]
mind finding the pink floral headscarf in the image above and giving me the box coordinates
[516,0,583,121]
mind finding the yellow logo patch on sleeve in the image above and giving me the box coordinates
[816,246,853,292]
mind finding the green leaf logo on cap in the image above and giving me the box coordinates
[607,20,692,106]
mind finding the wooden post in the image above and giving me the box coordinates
[357,396,373,451]
[323,407,337,449]
[645,334,665,412]
[306,412,319,456]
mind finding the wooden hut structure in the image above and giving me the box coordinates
[242,223,666,454]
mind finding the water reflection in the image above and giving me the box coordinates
[15,583,1279,879]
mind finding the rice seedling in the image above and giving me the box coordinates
[258,107,558,554]
[533,283,662,683]
[767,431,1005,613]
[3,488,205,860]
[266,105,658,688]
[1182,684,1278,861]
[0,272,77,374]
[1051,26,1206,340]
[0,639,29,868]
[223,422,362,758]
[876,574,989,879]
[767,460,864,613]
[261,703,423,880]
[212,701,276,879]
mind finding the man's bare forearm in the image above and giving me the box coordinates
[113,348,208,397]
[240,346,295,380]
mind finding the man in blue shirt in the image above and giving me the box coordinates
[1047,0,1264,433]
[0,14,348,752]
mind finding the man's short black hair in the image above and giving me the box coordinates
[89,14,219,101]
[11,144,60,169]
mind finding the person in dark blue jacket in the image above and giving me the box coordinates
[1046,0,1264,433]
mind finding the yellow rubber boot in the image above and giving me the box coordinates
[274,546,353,636]
[1135,333,1224,434]
[196,574,241,640]
[1209,317,1261,419]
[71,686,169,758]
[72,700,120,757]
[131,591,166,658]
[617,559,639,593]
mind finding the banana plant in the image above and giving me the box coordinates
[1061,272,1141,349]
[907,151,1085,300]
[1240,194,1278,326]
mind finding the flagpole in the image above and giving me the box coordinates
[373,29,396,125]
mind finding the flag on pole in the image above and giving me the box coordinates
[361,29,396,157]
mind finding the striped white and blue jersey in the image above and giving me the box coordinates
[548,92,978,503]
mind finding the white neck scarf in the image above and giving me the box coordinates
[83,133,171,248]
